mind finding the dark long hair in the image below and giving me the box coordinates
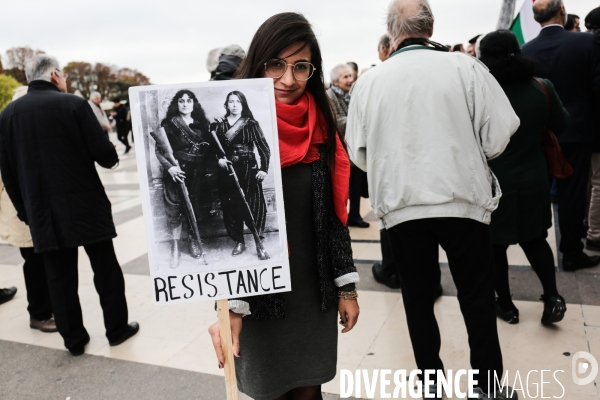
[162,89,210,130]
[478,30,536,85]
[234,12,340,167]
[224,90,255,119]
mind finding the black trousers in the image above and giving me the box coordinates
[493,233,558,307]
[41,240,128,350]
[557,143,592,256]
[116,125,130,149]
[387,218,502,390]
[20,247,52,321]
[380,228,395,270]
[348,166,366,223]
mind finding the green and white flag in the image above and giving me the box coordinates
[510,0,542,45]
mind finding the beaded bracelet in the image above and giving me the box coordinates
[338,289,358,300]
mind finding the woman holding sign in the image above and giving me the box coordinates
[209,12,360,400]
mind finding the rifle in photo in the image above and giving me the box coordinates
[210,130,270,261]
[150,127,208,265]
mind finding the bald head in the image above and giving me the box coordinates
[387,0,434,48]
[532,0,567,26]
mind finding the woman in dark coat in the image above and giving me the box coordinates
[208,13,360,400]
[156,90,215,269]
[211,91,271,259]
[479,30,570,325]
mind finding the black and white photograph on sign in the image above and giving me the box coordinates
[129,79,288,282]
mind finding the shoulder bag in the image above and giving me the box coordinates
[533,77,573,179]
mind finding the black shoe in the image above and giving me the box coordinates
[232,242,246,256]
[541,294,566,325]
[586,239,600,252]
[188,236,202,259]
[124,145,131,154]
[562,252,600,272]
[372,263,401,289]
[0,287,17,305]
[109,322,140,346]
[348,219,370,228]
[495,299,519,324]
[68,334,90,356]
[422,382,443,400]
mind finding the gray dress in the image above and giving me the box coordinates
[235,163,338,400]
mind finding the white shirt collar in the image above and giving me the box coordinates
[541,24,565,30]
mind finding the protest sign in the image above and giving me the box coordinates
[129,79,291,305]
[130,79,290,398]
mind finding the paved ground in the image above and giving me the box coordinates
[1,135,600,399]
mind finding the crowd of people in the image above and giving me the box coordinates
[1,0,600,399]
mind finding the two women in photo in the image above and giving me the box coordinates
[155,89,272,265]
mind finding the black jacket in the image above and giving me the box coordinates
[234,148,357,319]
[0,80,119,253]
[211,55,243,81]
[522,26,600,145]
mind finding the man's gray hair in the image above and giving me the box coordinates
[330,64,352,83]
[533,0,563,23]
[387,0,434,43]
[221,44,246,59]
[25,54,60,83]
[89,91,101,101]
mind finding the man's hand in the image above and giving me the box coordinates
[168,166,186,183]
[338,298,360,333]
[208,311,243,369]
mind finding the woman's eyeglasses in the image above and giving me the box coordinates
[264,59,316,81]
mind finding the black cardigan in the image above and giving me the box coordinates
[235,147,357,319]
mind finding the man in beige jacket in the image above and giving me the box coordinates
[346,1,519,398]
[0,173,56,331]
[0,86,57,331]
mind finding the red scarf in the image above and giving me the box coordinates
[276,92,350,225]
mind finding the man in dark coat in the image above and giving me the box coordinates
[522,0,600,271]
[111,97,132,153]
[0,54,139,356]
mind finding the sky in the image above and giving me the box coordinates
[1,0,598,85]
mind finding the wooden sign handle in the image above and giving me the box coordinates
[217,299,239,400]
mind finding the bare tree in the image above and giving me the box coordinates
[94,63,114,99]
[62,62,151,100]
[3,46,46,84]
[63,61,94,99]
[109,68,151,100]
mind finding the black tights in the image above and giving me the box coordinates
[493,235,559,310]
[273,385,322,400]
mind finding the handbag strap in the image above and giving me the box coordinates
[533,77,551,132]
